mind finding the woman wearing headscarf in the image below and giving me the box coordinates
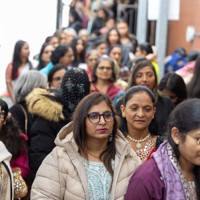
[27,68,91,185]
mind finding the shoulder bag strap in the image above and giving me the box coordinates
[19,105,28,135]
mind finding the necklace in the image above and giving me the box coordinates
[127,133,151,149]
[87,151,100,159]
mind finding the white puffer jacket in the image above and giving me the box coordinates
[31,122,140,200]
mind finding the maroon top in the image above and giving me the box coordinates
[92,83,123,100]
[125,158,166,200]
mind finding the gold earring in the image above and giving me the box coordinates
[122,113,125,118]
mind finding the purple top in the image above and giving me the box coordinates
[125,158,165,200]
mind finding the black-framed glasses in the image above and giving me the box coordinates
[86,111,114,124]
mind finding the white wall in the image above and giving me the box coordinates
[0,0,57,95]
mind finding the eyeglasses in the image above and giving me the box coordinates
[52,77,62,81]
[86,111,114,124]
[97,66,112,71]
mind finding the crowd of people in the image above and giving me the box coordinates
[1,0,200,199]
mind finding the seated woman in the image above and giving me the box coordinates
[125,98,200,200]
[91,56,124,102]
[158,72,187,106]
[120,86,163,163]
[31,92,140,200]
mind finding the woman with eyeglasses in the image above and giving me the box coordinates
[125,98,200,200]
[0,98,30,187]
[31,92,140,200]
[48,63,67,89]
[91,56,124,102]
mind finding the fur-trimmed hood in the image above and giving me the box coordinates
[26,88,65,122]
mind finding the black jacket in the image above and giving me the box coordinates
[26,88,70,185]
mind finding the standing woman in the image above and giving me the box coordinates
[79,49,100,81]
[48,64,67,89]
[125,98,200,200]
[158,72,187,106]
[106,27,131,68]
[39,44,74,75]
[187,55,200,98]
[5,40,33,103]
[31,92,140,200]
[120,86,162,163]
[35,43,54,70]
[91,56,124,102]
[126,59,174,135]
[70,36,86,67]
[0,98,30,180]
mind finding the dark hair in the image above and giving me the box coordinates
[187,50,200,62]
[120,86,156,135]
[128,59,158,98]
[92,56,116,83]
[137,42,153,55]
[174,47,187,57]
[158,72,187,105]
[51,45,71,65]
[107,44,123,55]
[0,98,25,160]
[73,92,119,178]
[167,98,200,198]
[48,63,66,85]
[12,40,32,80]
[93,39,107,48]
[44,36,57,44]
[187,56,200,98]
[70,36,86,67]
[106,27,121,46]
[37,43,51,70]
